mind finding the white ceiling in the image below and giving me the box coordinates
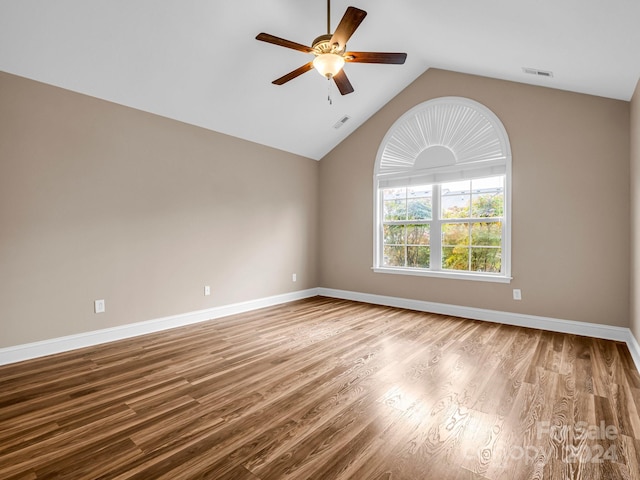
[1,0,639,160]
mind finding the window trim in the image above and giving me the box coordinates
[371,266,513,283]
[372,97,512,283]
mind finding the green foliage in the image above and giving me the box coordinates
[383,224,430,268]
[407,246,430,268]
[442,192,503,219]
[441,192,503,272]
[442,246,469,270]
[384,197,432,221]
[407,198,432,220]
[384,200,406,221]
[472,194,504,218]
[470,247,502,273]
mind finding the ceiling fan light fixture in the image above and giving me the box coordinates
[256,4,406,95]
[313,53,345,78]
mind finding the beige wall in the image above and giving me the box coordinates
[1,67,633,349]
[631,78,640,341]
[0,72,318,347]
[319,69,630,327]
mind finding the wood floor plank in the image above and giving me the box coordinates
[1,296,639,479]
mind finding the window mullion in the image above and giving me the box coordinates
[468,223,472,271]
[376,187,383,267]
[431,184,442,271]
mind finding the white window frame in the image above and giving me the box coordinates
[373,97,512,283]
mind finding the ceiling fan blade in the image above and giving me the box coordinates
[256,33,314,54]
[330,7,367,51]
[272,62,315,85]
[333,69,354,95]
[345,51,407,64]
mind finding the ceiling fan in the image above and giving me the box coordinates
[256,1,407,95]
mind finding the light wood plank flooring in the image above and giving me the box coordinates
[1,296,640,479]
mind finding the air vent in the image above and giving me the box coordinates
[522,67,554,78]
[333,115,351,129]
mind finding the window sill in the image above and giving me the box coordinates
[372,267,512,283]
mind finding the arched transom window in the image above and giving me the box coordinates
[373,97,512,282]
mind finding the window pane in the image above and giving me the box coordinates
[407,246,430,268]
[471,176,503,190]
[383,225,405,245]
[471,176,504,218]
[384,199,406,221]
[383,187,406,200]
[471,247,502,273]
[408,185,432,198]
[441,180,470,219]
[407,186,432,220]
[442,180,471,193]
[407,198,432,220]
[442,223,469,246]
[471,222,502,246]
[384,245,405,267]
[407,224,430,245]
[442,246,469,271]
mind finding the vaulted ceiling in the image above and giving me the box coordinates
[1,0,639,160]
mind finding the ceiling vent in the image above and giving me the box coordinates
[522,67,554,78]
[333,115,351,129]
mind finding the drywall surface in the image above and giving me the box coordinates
[320,69,630,327]
[630,78,640,341]
[0,72,319,347]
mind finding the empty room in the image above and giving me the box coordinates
[1,1,640,479]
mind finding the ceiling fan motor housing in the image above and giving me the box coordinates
[312,34,344,55]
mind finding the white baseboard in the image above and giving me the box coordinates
[317,288,640,371]
[627,330,640,372]
[3,287,640,373]
[0,288,319,366]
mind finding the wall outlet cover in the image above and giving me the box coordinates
[94,299,105,313]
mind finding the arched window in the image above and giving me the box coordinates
[373,97,512,282]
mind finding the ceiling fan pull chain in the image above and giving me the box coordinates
[327,78,333,105]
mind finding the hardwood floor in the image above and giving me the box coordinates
[1,296,640,479]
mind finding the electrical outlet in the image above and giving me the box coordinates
[292,273,297,282]
[94,299,105,313]
[513,289,522,300]
[204,285,211,296]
